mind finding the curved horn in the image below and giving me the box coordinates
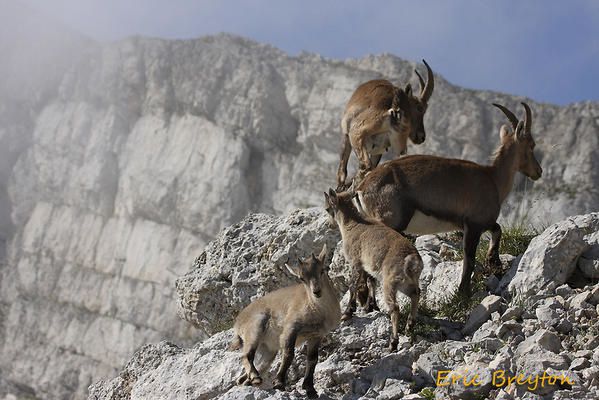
[415,70,425,94]
[419,59,434,103]
[492,103,518,129]
[521,102,532,133]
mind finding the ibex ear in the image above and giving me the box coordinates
[317,244,328,263]
[404,83,412,97]
[328,188,338,204]
[499,125,512,144]
[285,261,302,279]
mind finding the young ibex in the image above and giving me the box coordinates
[231,245,340,398]
[354,102,542,296]
[324,189,423,351]
[337,60,434,189]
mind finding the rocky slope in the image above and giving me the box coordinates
[90,210,599,400]
[1,17,598,399]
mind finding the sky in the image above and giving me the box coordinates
[20,0,599,105]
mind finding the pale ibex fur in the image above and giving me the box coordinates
[354,102,542,296]
[231,245,340,398]
[324,189,423,351]
[337,60,434,189]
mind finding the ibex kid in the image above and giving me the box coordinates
[230,245,340,398]
[324,189,423,351]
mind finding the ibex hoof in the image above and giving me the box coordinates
[236,374,248,385]
[388,339,398,352]
[341,312,353,321]
[273,379,286,391]
[365,302,379,313]
[250,376,262,386]
[305,388,318,398]
[486,255,502,268]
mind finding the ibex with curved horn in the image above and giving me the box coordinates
[337,60,434,189]
[353,102,542,295]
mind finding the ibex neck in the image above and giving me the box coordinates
[337,215,361,239]
[491,142,518,204]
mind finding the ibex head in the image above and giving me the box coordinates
[397,59,434,146]
[285,244,328,298]
[493,102,543,181]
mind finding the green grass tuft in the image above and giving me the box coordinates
[420,387,435,400]
[461,225,539,266]
[425,223,540,323]
[434,290,483,323]
[397,302,439,337]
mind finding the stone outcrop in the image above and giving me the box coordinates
[508,212,599,297]
[176,208,342,335]
[91,211,599,400]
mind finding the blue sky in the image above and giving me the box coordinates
[22,0,599,105]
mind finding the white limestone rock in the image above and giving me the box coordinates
[462,295,504,335]
[175,208,343,335]
[508,213,599,298]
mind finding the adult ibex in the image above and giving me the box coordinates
[230,245,340,398]
[337,60,434,189]
[353,102,542,295]
[324,189,423,351]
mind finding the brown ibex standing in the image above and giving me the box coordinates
[324,189,423,351]
[337,60,434,189]
[353,102,542,296]
[230,245,340,398]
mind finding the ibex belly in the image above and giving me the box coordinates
[364,133,390,155]
[405,211,459,235]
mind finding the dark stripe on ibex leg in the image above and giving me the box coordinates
[365,275,379,312]
[302,338,321,398]
[273,328,298,390]
[459,223,483,295]
[486,223,502,267]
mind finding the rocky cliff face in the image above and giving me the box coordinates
[0,23,598,399]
